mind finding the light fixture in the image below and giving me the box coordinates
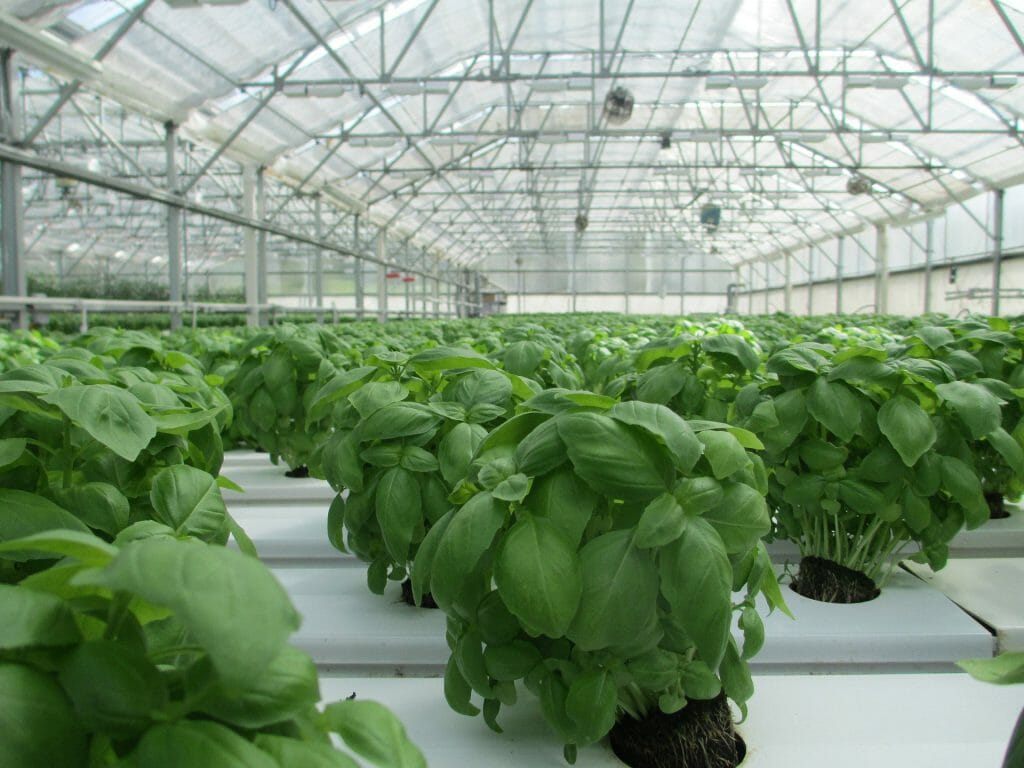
[846,75,910,89]
[845,75,874,88]
[602,86,634,124]
[846,175,872,195]
[705,75,733,90]
[704,75,768,90]
[989,74,1018,89]
[872,76,910,89]
[676,129,720,142]
[281,82,348,98]
[348,136,398,148]
[388,81,450,95]
[0,11,102,81]
[860,132,892,143]
[431,135,475,146]
[777,131,827,143]
[733,76,769,89]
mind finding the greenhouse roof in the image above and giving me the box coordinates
[3,0,1024,276]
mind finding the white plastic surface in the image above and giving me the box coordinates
[220,464,336,504]
[273,565,448,673]
[222,449,278,467]
[227,503,352,562]
[903,559,1024,653]
[757,568,994,669]
[318,674,1024,768]
[949,502,1024,558]
[273,565,993,672]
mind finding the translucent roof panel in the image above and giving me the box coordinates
[3,0,1024,277]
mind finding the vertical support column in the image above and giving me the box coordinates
[433,263,441,318]
[165,122,182,330]
[473,271,482,317]
[353,215,364,319]
[836,236,845,314]
[242,165,259,327]
[924,216,935,313]
[875,224,889,314]
[313,195,324,310]
[568,232,577,313]
[678,255,686,315]
[783,251,792,313]
[453,267,463,318]
[0,50,26,328]
[749,264,757,313]
[256,168,267,317]
[806,246,814,316]
[420,249,428,317]
[992,188,1004,316]
[376,229,387,323]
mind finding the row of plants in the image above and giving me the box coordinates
[0,338,425,765]
[292,315,1022,766]
[1,312,1022,766]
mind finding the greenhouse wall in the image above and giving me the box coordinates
[750,256,1024,317]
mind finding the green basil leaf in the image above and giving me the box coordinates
[935,381,1002,439]
[807,378,862,442]
[565,669,618,744]
[254,735,360,768]
[526,466,598,548]
[431,492,506,613]
[0,490,89,559]
[495,515,582,638]
[0,584,81,649]
[320,699,426,768]
[121,720,277,768]
[150,465,228,542]
[87,539,300,688]
[375,467,422,565]
[60,640,166,738]
[484,640,543,681]
[702,482,770,553]
[439,422,486,486]
[635,492,688,549]
[658,518,731,668]
[567,530,660,652]
[697,430,748,479]
[0,662,87,768]
[514,417,567,476]
[877,396,936,466]
[608,401,703,472]
[557,412,672,501]
[42,384,156,462]
[192,645,318,729]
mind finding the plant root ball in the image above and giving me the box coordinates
[609,693,744,768]
[986,493,1010,520]
[400,578,439,609]
[791,555,880,604]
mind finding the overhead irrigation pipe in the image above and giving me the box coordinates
[0,142,472,289]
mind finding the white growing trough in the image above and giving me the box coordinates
[318,673,1024,768]
[271,564,994,673]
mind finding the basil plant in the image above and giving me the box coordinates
[745,340,1022,599]
[0,528,425,768]
[319,348,534,600]
[0,355,241,578]
[225,324,351,473]
[413,390,789,763]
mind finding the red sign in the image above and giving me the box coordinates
[402,276,415,283]
[385,271,401,279]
